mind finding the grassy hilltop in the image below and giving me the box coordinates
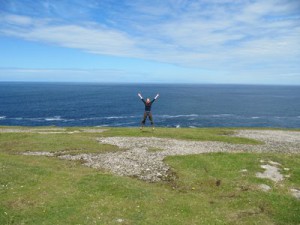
[0,127,299,224]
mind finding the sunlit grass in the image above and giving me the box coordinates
[0,126,299,224]
[1,152,299,224]
[102,127,262,144]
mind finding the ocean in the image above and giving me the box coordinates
[0,82,299,128]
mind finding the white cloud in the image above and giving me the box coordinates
[3,14,32,25]
[0,0,299,83]
[0,16,140,57]
[0,68,142,82]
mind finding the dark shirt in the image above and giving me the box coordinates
[141,98,156,112]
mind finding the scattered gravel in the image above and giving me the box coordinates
[234,130,300,153]
[17,129,300,200]
[23,151,55,157]
[57,130,300,182]
[19,130,300,182]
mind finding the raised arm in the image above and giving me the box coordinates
[150,93,159,103]
[138,93,143,99]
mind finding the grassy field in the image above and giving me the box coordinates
[0,127,261,155]
[0,127,299,224]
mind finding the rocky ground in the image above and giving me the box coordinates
[54,130,300,182]
[17,129,300,199]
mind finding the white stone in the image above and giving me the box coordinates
[258,184,271,192]
[268,160,281,166]
[290,188,300,200]
[256,164,284,182]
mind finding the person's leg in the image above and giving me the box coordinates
[149,112,154,129]
[141,112,147,129]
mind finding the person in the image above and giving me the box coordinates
[138,92,159,130]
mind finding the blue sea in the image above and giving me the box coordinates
[0,82,299,128]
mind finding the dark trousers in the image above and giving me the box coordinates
[141,111,154,125]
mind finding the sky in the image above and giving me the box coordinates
[0,0,299,84]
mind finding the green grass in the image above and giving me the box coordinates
[0,127,261,154]
[165,153,300,225]
[0,127,299,224]
[101,127,262,144]
[148,147,164,152]
[1,152,299,225]
[0,132,119,154]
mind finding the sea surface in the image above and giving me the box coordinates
[0,82,299,128]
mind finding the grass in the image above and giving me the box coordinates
[101,127,262,144]
[148,147,164,152]
[0,126,299,224]
[0,127,261,154]
[0,132,119,154]
[165,153,300,225]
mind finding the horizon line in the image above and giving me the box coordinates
[0,81,300,87]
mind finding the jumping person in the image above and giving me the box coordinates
[138,92,159,130]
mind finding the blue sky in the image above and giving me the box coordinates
[0,0,299,84]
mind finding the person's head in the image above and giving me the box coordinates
[146,98,150,103]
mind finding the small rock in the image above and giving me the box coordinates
[290,188,300,200]
[268,160,281,166]
[240,169,248,172]
[116,218,124,223]
[283,168,290,171]
[256,164,284,182]
[258,184,271,192]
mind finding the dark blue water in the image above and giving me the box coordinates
[0,82,299,128]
